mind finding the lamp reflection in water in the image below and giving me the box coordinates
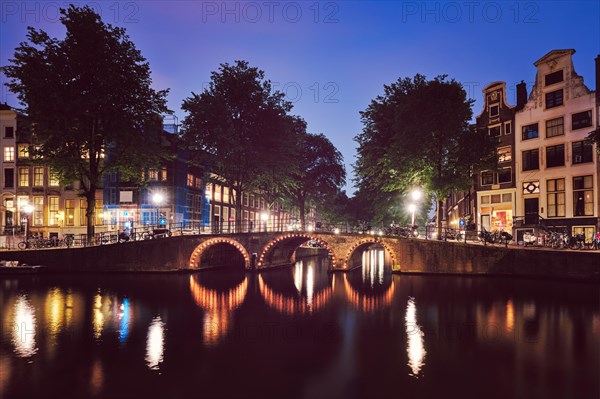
[93,292,104,339]
[362,247,385,287]
[12,295,38,358]
[145,316,166,370]
[189,275,248,346]
[405,297,426,378]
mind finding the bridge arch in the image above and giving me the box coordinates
[257,233,336,269]
[188,237,251,270]
[343,238,397,270]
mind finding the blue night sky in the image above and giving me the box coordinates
[1,1,599,194]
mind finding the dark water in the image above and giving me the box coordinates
[1,250,598,399]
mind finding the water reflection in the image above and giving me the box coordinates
[345,248,394,312]
[145,317,166,370]
[259,257,332,315]
[11,295,38,358]
[119,298,131,343]
[189,274,248,346]
[91,291,133,342]
[405,297,426,378]
[362,247,385,286]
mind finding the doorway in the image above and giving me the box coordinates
[524,198,539,225]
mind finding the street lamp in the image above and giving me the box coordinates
[411,189,422,202]
[22,204,34,240]
[152,193,164,227]
[261,211,269,232]
[408,203,417,226]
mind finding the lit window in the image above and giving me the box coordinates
[148,169,158,181]
[4,146,15,162]
[65,200,74,226]
[18,144,29,158]
[573,176,593,216]
[33,167,44,186]
[49,197,59,225]
[80,200,87,226]
[49,169,60,186]
[161,167,168,182]
[498,146,511,163]
[18,168,29,187]
[33,197,43,226]
[187,173,194,187]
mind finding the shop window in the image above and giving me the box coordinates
[572,141,593,164]
[546,144,564,168]
[572,226,594,244]
[573,176,593,216]
[547,178,565,217]
[546,117,564,138]
[522,123,538,140]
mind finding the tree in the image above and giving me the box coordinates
[2,6,170,239]
[588,128,600,154]
[355,74,496,234]
[281,132,346,229]
[181,60,295,232]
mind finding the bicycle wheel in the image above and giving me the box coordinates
[18,241,27,249]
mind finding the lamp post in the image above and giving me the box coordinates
[22,204,34,240]
[408,203,417,226]
[261,211,269,232]
[152,193,164,228]
[411,189,422,202]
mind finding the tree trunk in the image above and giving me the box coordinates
[234,186,243,233]
[85,188,96,242]
[436,198,443,240]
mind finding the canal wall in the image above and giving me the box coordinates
[398,239,600,281]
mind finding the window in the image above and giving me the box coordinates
[572,141,593,164]
[18,168,29,187]
[244,193,249,207]
[18,144,29,158]
[498,146,511,163]
[502,193,512,203]
[4,168,14,188]
[498,167,512,184]
[33,197,43,226]
[504,122,512,135]
[205,182,212,200]
[4,146,14,162]
[80,200,88,226]
[545,70,563,86]
[161,167,168,182]
[480,171,494,186]
[148,168,158,181]
[195,177,202,189]
[95,200,103,225]
[488,126,501,137]
[522,149,539,171]
[65,200,74,226]
[573,176,593,216]
[522,123,538,140]
[546,144,565,168]
[491,194,501,204]
[49,197,59,225]
[49,169,59,186]
[489,105,499,117]
[187,173,194,187]
[547,178,565,217]
[545,89,563,109]
[33,167,44,186]
[4,126,14,138]
[214,185,221,202]
[546,117,564,138]
[223,186,230,203]
[572,110,592,130]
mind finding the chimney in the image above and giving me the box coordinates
[516,80,527,111]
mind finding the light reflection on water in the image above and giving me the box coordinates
[0,248,598,399]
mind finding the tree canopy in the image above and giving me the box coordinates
[180,60,298,231]
[281,131,346,228]
[354,74,496,229]
[2,5,170,238]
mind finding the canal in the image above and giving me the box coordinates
[0,248,598,399]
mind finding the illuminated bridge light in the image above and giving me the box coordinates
[342,275,395,313]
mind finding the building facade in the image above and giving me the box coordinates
[514,49,598,242]
[474,82,522,233]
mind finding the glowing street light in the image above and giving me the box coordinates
[261,211,269,232]
[411,189,422,201]
[152,193,164,227]
[22,204,34,240]
[408,203,417,226]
